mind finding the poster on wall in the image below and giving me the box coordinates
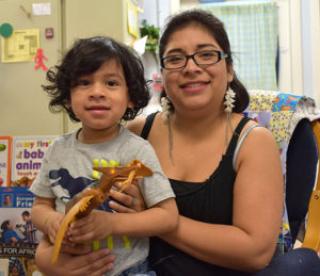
[32,3,51,16]
[11,136,56,187]
[0,187,42,275]
[0,136,12,187]
[127,0,139,38]
[1,29,40,63]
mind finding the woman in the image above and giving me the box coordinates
[34,9,320,276]
[125,9,282,275]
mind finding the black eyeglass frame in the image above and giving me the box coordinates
[160,50,228,70]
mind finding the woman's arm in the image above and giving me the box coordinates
[35,237,115,276]
[68,198,178,243]
[160,127,283,272]
[126,116,146,135]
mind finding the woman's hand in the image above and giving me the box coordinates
[108,181,146,213]
[60,241,92,255]
[36,238,115,276]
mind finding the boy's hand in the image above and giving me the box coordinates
[45,212,64,244]
[67,210,113,243]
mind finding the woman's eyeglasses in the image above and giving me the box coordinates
[161,50,228,70]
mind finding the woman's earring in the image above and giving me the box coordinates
[160,96,174,165]
[224,88,236,148]
[160,96,172,120]
[224,88,236,113]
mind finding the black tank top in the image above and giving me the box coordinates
[141,113,252,276]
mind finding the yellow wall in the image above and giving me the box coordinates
[0,0,136,136]
[63,0,133,49]
[0,0,63,136]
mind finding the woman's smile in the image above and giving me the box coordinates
[180,81,210,94]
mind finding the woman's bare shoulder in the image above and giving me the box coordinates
[233,114,274,141]
[126,115,147,135]
[233,115,280,166]
[243,120,275,142]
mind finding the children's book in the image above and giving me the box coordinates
[0,136,12,187]
[11,136,56,187]
[0,187,42,275]
[0,135,55,275]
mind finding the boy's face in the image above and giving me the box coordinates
[70,59,132,141]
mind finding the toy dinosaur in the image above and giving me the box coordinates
[51,160,153,264]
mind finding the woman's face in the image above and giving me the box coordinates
[161,24,233,115]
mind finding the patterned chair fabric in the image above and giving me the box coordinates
[245,90,320,253]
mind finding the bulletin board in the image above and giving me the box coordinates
[1,29,40,63]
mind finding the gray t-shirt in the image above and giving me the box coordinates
[30,126,175,276]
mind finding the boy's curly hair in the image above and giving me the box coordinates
[43,36,150,121]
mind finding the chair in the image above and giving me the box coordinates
[246,90,320,253]
[301,120,320,252]
[286,118,317,243]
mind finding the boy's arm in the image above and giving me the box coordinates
[68,197,178,243]
[31,196,63,241]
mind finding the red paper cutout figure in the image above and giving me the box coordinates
[34,48,48,72]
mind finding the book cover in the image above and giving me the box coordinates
[0,136,12,187]
[11,136,56,187]
[0,187,42,276]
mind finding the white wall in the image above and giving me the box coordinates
[301,0,320,104]
[139,0,180,28]
[277,0,303,94]
[138,0,181,114]
[276,0,320,104]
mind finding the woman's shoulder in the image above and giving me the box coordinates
[234,114,273,140]
[126,115,147,136]
[232,115,281,175]
[127,112,161,136]
[234,115,279,158]
[241,118,275,141]
[233,115,278,154]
